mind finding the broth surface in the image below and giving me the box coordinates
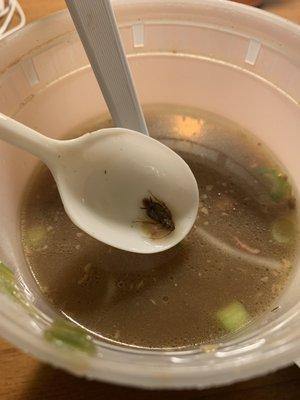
[21,105,298,349]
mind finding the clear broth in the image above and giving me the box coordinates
[21,105,298,349]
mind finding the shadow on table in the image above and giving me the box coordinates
[19,364,300,400]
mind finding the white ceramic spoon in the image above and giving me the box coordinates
[0,114,199,254]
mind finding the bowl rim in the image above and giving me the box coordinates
[1,0,300,389]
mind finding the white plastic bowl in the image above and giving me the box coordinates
[0,0,300,389]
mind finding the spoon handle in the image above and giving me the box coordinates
[66,0,148,135]
[0,113,57,164]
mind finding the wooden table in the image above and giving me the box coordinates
[1,1,300,399]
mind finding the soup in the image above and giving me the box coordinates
[21,105,298,349]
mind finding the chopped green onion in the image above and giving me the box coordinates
[217,301,249,332]
[0,262,26,304]
[25,226,47,248]
[0,261,14,282]
[44,320,96,355]
[272,218,296,244]
[0,261,15,296]
[257,167,291,203]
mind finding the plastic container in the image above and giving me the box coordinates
[0,0,300,389]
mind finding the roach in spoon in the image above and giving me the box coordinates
[141,192,175,237]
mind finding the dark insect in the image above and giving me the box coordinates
[142,193,175,233]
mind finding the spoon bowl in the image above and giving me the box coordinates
[0,114,199,253]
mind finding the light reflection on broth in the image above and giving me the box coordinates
[172,115,205,138]
[20,105,298,349]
